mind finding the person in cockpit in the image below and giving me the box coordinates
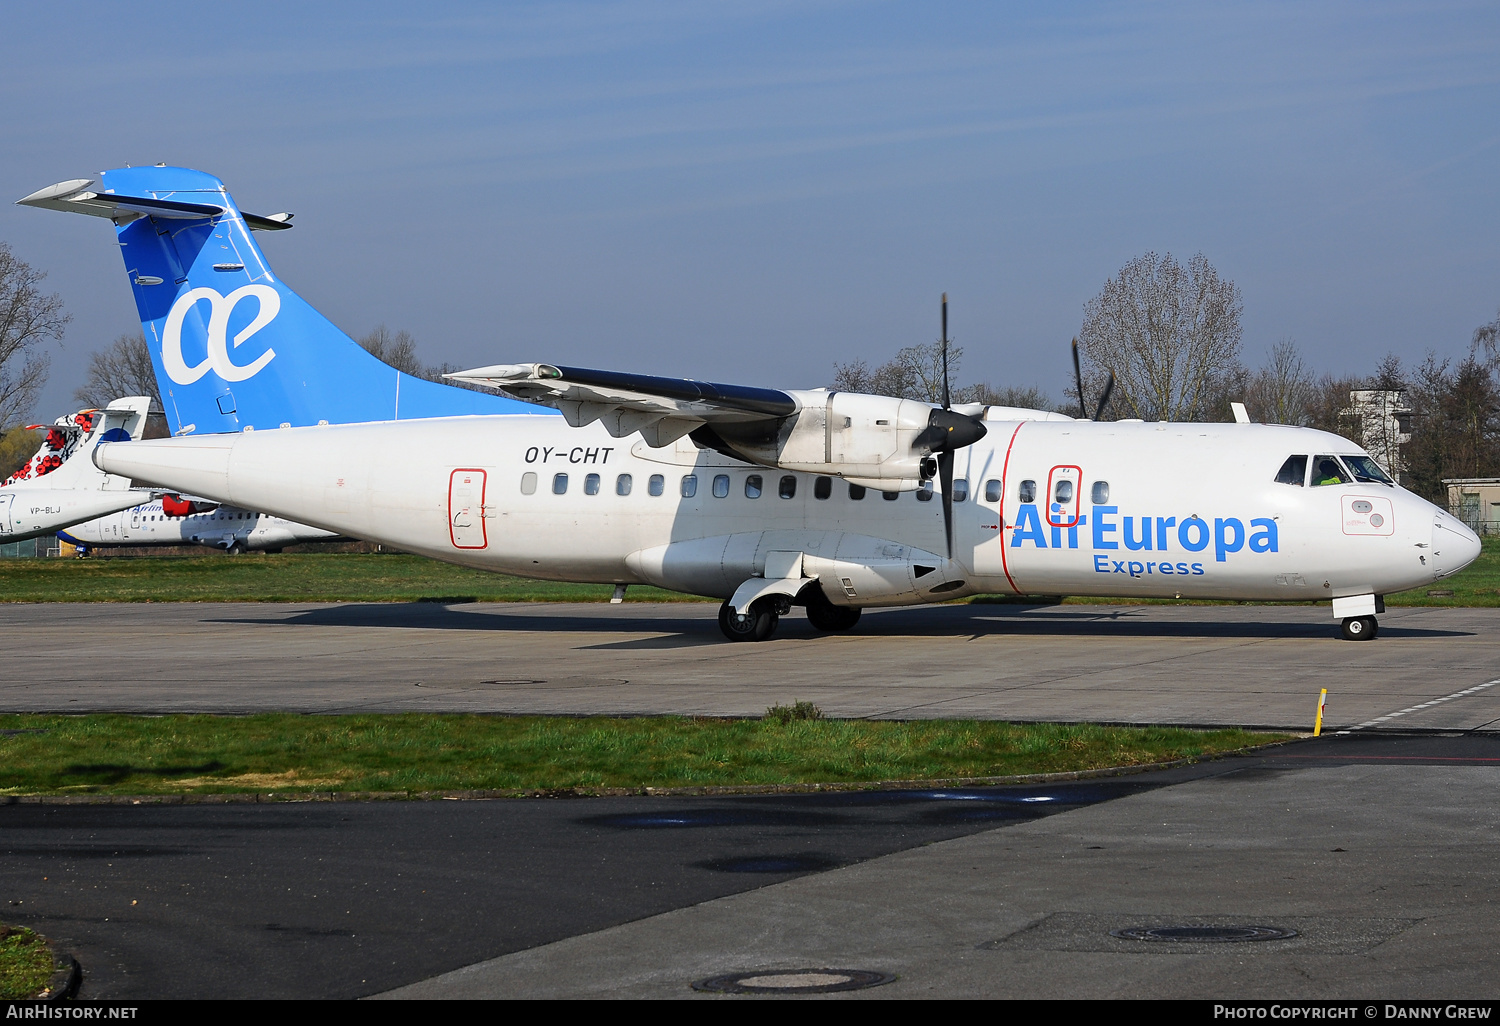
[1312,458,1347,486]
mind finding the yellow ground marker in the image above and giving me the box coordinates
[1313,688,1328,737]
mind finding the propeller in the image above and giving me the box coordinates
[1070,338,1115,421]
[911,293,987,557]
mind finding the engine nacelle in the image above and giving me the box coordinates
[700,390,935,488]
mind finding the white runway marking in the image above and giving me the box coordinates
[1355,678,1500,730]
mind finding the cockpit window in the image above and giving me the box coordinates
[1341,455,1393,485]
[1274,455,1307,487]
[1310,455,1350,486]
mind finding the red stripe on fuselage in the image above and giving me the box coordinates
[997,422,1025,594]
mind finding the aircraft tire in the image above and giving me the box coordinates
[718,599,778,642]
[226,542,244,556]
[805,593,861,632]
[1340,615,1378,641]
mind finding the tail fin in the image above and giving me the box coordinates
[18,167,546,435]
[5,397,152,491]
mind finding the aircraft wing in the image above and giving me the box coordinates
[445,363,799,447]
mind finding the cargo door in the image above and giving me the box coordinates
[448,469,488,549]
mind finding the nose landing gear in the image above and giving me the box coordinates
[1340,615,1379,641]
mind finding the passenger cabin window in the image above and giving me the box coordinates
[1018,480,1036,503]
[916,481,933,502]
[1274,455,1307,487]
[882,490,899,501]
[1342,455,1393,485]
[814,476,832,500]
[1091,481,1109,504]
[1310,456,1350,487]
[953,479,969,502]
[849,483,866,500]
[681,475,698,498]
[584,473,601,496]
[616,473,633,496]
[745,475,763,498]
[779,475,796,499]
[713,474,730,498]
[1054,479,1074,504]
[985,479,1001,503]
[648,474,665,496]
[552,473,568,495]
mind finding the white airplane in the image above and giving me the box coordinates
[59,496,338,555]
[20,167,1483,642]
[0,397,154,543]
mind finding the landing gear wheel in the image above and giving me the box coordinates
[718,599,779,642]
[1340,615,1378,641]
[225,542,244,556]
[804,592,862,633]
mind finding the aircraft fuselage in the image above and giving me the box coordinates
[94,414,1476,610]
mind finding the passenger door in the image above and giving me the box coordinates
[0,494,11,536]
[448,469,488,549]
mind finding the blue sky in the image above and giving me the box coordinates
[2,1,1498,420]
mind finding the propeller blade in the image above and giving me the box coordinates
[939,448,955,558]
[1095,370,1115,421]
[940,292,951,410]
[1071,338,1088,420]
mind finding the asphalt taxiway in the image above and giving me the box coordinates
[2,734,1496,999]
[2,601,1499,730]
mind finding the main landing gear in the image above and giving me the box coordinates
[1340,616,1379,641]
[717,586,863,642]
[803,587,861,633]
[719,597,782,642]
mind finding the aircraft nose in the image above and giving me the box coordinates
[1456,519,1483,570]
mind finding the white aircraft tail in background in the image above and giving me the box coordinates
[1,397,154,543]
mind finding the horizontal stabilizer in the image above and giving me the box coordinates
[16,179,290,230]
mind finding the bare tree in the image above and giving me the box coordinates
[1244,337,1316,425]
[956,382,1054,410]
[833,340,964,403]
[74,331,161,409]
[0,242,69,430]
[1473,307,1500,367]
[1076,251,1244,422]
[358,325,428,378]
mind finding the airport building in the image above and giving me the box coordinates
[1446,478,1500,535]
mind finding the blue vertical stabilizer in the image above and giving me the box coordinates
[21,166,549,434]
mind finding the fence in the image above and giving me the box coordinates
[0,537,61,558]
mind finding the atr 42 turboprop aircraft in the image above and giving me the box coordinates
[0,397,154,543]
[60,496,337,555]
[18,166,1482,642]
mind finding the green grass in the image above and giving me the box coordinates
[0,925,55,1000]
[0,551,703,603]
[0,714,1287,795]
